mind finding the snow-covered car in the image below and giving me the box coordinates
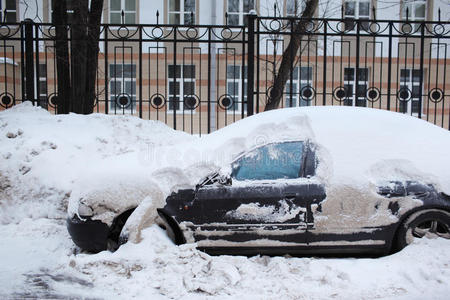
[67,107,450,255]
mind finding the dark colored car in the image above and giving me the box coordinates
[157,140,450,255]
[67,107,450,254]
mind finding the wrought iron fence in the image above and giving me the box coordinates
[253,15,449,130]
[0,14,449,133]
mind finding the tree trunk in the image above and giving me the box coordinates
[84,0,104,114]
[53,0,103,114]
[264,0,318,111]
[53,1,71,114]
[70,0,89,114]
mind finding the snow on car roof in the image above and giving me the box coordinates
[203,106,450,193]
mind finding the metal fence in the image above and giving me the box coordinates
[0,13,449,133]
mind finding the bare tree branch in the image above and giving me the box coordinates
[265,0,319,111]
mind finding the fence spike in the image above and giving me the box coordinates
[225,12,228,26]
[274,3,277,17]
[121,10,124,24]
[406,7,409,21]
[156,10,159,24]
[438,8,441,22]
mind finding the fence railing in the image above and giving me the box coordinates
[0,15,449,133]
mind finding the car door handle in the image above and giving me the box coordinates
[285,193,297,199]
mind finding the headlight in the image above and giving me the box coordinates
[78,203,93,217]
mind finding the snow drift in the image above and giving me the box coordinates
[1,103,450,299]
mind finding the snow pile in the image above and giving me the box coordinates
[71,225,450,299]
[1,220,449,299]
[1,103,450,299]
[0,102,194,224]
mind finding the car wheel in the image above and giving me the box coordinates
[107,208,136,251]
[395,209,450,251]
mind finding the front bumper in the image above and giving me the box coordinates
[67,215,110,252]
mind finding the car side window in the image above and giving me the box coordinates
[231,141,304,181]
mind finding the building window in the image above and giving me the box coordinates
[227,0,255,26]
[0,0,16,22]
[226,65,247,112]
[344,0,370,31]
[110,64,136,111]
[168,65,196,111]
[168,0,195,25]
[401,0,426,30]
[286,0,304,17]
[110,0,136,24]
[343,67,368,107]
[399,69,422,114]
[285,66,313,107]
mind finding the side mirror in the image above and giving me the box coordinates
[218,174,232,186]
[195,172,232,190]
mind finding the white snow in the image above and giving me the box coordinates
[1,103,450,299]
[0,57,18,66]
[226,200,305,223]
[0,220,449,299]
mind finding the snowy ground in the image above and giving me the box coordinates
[1,219,449,300]
[1,103,450,299]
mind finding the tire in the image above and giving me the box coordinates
[107,208,135,251]
[395,209,450,251]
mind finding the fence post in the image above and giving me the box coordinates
[24,19,35,105]
[387,22,393,111]
[418,21,425,120]
[246,13,256,116]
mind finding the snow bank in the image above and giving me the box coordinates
[0,102,194,224]
[1,103,450,299]
[2,219,449,299]
[69,225,450,299]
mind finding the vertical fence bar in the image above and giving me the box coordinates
[322,21,327,106]
[247,13,255,116]
[355,19,361,107]
[241,21,246,118]
[289,19,294,107]
[207,27,211,133]
[138,25,143,118]
[20,22,25,103]
[24,19,35,104]
[104,26,109,114]
[35,24,40,107]
[418,22,425,119]
[173,26,177,129]
[387,21,393,111]
[256,17,260,113]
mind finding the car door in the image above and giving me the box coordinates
[191,141,326,248]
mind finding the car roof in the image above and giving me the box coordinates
[201,106,450,193]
